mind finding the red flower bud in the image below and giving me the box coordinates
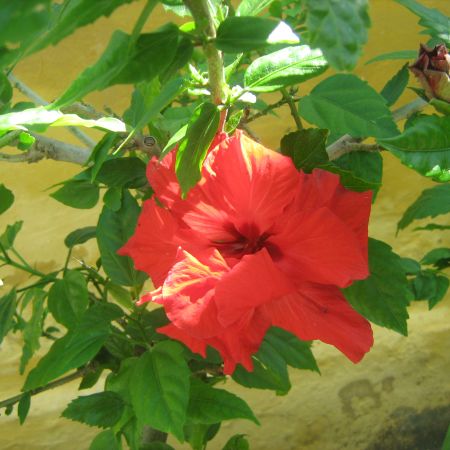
[410,43,450,102]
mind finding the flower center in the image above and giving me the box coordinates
[212,222,281,259]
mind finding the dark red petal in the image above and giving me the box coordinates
[215,248,293,327]
[118,199,179,287]
[262,283,373,363]
[269,207,369,288]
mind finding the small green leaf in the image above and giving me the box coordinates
[89,430,121,450]
[64,226,97,248]
[398,184,450,230]
[18,393,31,425]
[17,132,36,150]
[414,223,450,232]
[225,110,243,134]
[343,239,412,335]
[130,341,190,441]
[103,187,122,211]
[381,64,410,107]
[87,133,118,182]
[280,128,329,172]
[106,282,133,309]
[430,98,450,116]
[429,275,449,309]
[0,289,17,345]
[175,102,220,196]
[20,289,46,373]
[378,115,450,182]
[0,221,23,250]
[50,180,100,209]
[236,0,275,16]
[222,434,250,450]
[399,257,421,275]
[97,190,147,286]
[421,248,450,269]
[188,378,259,425]
[96,157,147,189]
[365,50,417,65]
[395,0,450,44]
[62,391,125,428]
[305,0,370,70]
[244,45,328,92]
[0,72,12,104]
[216,17,298,53]
[300,74,398,139]
[263,327,319,372]
[24,303,122,390]
[0,184,14,215]
[48,270,89,329]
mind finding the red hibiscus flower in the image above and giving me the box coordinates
[119,131,373,374]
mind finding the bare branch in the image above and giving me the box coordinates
[0,134,90,165]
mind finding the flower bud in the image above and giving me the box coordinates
[410,43,450,102]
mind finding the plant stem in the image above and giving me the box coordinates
[130,0,158,44]
[0,254,47,278]
[281,88,303,130]
[0,366,94,410]
[184,0,227,129]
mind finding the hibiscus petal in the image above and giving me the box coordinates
[159,248,229,338]
[118,198,179,287]
[262,283,373,363]
[158,323,208,357]
[180,131,300,243]
[268,207,369,287]
[215,248,293,327]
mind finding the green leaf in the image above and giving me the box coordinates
[87,133,118,182]
[244,45,328,92]
[225,110,244,135]
[305,0,370,70]
[0,106,126,133]
[236,0,275,16]
[442,424,450,450]
[0,221,23,250]
[395,0,450,44]
[50,180,99,209]
[280,128,329,172]
[24,303,122,391]
[222,434,250,450]
[0,289,17,345]
[300,74,398,138]
[20,289,46,373]
[343,238,411,335]
[89,430,121,450]
[421,248,450,267]
[414,223,450,232]
[429,275,449,309]
[188,378,259,425]
[62,391,125,428]
[0,73,12,105]
[398,184,450,230]
[124,79,161,128]
[106,282,133,309]
[175,102,220,196]
[17,393,31,425]
[0,184,14,215]
[215,17,298,53]
[430,98,450,116]
[53,30,130,108]
[381,64,410,107]
[399,257,421,275]
[112,24,180,85]
[48,270,89,329]
[263,327,319,372]
[412,270,437,300]
[103,187,122,211]
[130,341,190,441]
[378,115,450,182]
[97,190,147,286]
[365,50,417,65]
[64,226,97,248]
[332,151,383,194]
[96,157,147,189]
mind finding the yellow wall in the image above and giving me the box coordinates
[1,1,449,449]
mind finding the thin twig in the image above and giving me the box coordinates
[0,366,94,410]
[7,73,96,148]
[281,88,303,130]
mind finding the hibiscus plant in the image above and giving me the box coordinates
[0,0,449,449]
